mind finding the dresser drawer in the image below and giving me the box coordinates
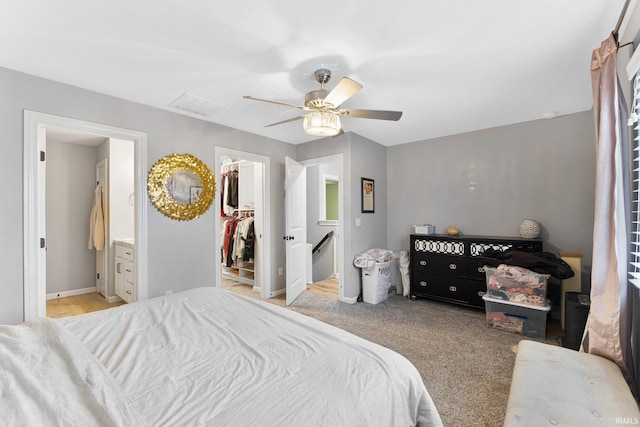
[123,260,134,284]
[466,257,490,280]
[115,244,134,261]
[411,272,468,302]
[121,280,134,303]
[467,280,487,308]
[412,253,466,277]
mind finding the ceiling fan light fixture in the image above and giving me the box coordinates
[303,111,341,137]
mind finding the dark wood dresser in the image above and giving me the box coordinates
[409,234,543,309]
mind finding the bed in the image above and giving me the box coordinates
[1,287,443,426]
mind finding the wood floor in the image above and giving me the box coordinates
[222,276,339,302]
[46,292,126,319]
[307,277,339,299]
[47,277,339,319]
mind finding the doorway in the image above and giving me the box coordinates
[44,131,113,306]
[23,111,148,321]
[214,147,271,299]
[300,154,345,302]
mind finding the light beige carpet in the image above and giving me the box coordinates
[286,291,560,427]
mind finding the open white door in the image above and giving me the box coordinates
[96,160,107,297]
[285,157,307,305]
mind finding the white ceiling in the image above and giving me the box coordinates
[0,1,628,146]
[46,127,107,147]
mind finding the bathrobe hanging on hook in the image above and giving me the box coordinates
[88,183,105,251]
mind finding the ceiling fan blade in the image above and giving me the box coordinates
[323,77,363,107]
[338,108,402,121]
[264,116,305,127]
[243,96,305,110]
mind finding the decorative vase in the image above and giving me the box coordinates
[446,225,460,236]
[518,219,541,239]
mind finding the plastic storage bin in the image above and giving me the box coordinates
[483,295,550,338]
[362,261,392,304]
[484,265,549,307]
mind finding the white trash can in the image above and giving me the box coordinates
[362,260,392,304]
[389,252,401,294]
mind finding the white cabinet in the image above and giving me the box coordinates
[114,240,135,303]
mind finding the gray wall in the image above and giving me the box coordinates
[350,133,388,252]
[0,64,597,323]
[45,140,97,294]
[387,111,596,290]
[0,66,294,324]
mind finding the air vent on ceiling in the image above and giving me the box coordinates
[169,93,226,117]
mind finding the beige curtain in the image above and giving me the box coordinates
[588,33,631,369]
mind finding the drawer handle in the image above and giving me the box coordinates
[126,251,132,255]
[117,263,122,273]
[449,286,457,292]
[478,291,485,297]
[420,281,427,287]
[449,264,457,270]
[126,269,132,273]
[478,267,484,273]
[420,260,427,266]
[126,290,131,295]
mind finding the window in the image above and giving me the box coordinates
[629,72,640,289]
[318,173,339,226]
[325,180,338,221]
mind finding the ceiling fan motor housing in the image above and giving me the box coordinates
[305,89,333,109]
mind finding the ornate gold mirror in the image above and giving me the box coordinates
[147,153,216,221]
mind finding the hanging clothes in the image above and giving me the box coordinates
[88,183,105,251]
[243,221,255,262]
[225,218,241,267]
[232,216,255,262]
[223,170,238,216]
[220,173,226,217]
[221,216,255,266]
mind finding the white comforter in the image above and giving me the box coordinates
[0,317,147,426]
[5,287,442,426]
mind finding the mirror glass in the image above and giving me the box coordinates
[147,153,216,221]
[166,170,202,204]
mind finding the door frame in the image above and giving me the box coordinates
[23,111,148,321]
[300,154,345,302]
[214,146,271,298]
[96,158,108,297]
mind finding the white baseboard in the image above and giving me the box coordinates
[46,286,97,300]
[105,295,123,303]
[340,295,358,304]
[270,288,286,298]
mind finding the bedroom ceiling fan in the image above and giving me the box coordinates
[244,69,402,137]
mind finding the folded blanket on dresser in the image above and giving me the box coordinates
[0,318,147,427]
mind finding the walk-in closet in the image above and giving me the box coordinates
[220,159,262,287]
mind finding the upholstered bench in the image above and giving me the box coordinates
[504,340,639,426]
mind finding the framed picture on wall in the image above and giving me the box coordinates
[361,178,374,213]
